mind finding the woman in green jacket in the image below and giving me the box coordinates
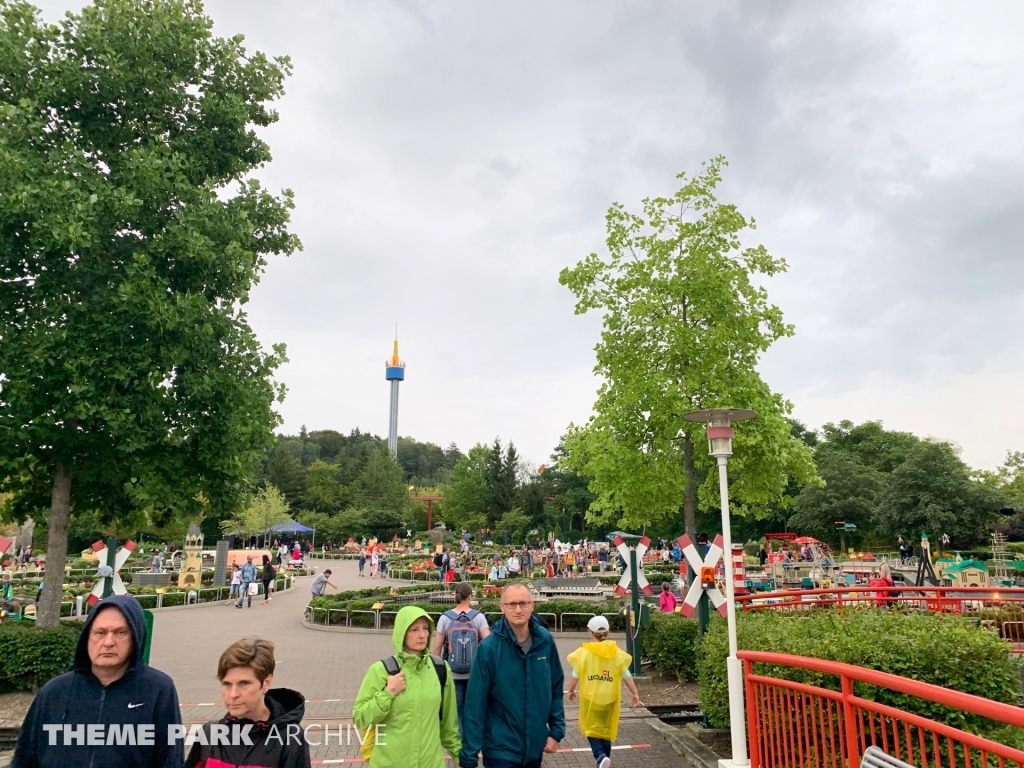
[353,606,461,768]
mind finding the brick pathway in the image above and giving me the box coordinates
[149,557,689,767]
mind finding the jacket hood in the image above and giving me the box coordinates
[264,688,305,727]
[75,594,146,672]
[391,605,435,657]
[582,639,620,659]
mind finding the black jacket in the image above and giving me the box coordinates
[13,594,184,768]
[185,688,310,768]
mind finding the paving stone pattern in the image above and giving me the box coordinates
[150,557,688,767]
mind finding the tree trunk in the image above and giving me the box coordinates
[38,464,72,628]
[683,434,696,540]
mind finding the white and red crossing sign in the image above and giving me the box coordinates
[612,535,653,596]
[87,539,136,606]
[676,533,728,618]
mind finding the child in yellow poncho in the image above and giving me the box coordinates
[566,616,641,768]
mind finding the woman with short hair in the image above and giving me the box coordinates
[186,638,310,767]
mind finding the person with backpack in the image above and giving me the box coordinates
[434,549,445,583]
[871,563,898,608]
[432,582,490,733]
[354,606,460,768]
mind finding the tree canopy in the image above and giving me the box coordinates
[874,441,1004,544]
[558,157,818,536]
[0,0,298,624]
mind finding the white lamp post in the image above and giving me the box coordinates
[683,407,757,768]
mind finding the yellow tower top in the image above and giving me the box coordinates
[391,338,400,367]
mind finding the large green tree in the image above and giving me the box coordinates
[819,420,921,474]
[352,450,408,513]
[874,441,1003,545]
[787,448,885,547]
[0,0,298,625]
[301,460,349,514]
[558,158,818,537]
[439,444,491,533]
[485,438,519,525]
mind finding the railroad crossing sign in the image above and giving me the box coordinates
[612,535,653,596]
[87,538,136,605]
[676,533,727,618]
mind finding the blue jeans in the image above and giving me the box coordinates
[588,738,611,761]
[236,582,253,607]
[482,758,542,768]
[454,678,468,735]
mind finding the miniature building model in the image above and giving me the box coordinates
[178,522,204,588]
[941,558,988,588]
[933,556,958,581]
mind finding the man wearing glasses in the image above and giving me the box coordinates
[13,594,183,768]
[459,582,565,768]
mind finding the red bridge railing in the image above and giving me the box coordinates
[740,650,1024,768]
[736,586,1024,653]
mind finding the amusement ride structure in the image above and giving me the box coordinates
[385,330,405,457]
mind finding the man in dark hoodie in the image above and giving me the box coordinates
[460,582,564,768]
[13,594,184,768]
[186,638,309,768]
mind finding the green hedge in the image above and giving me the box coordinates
[700,610,1024,748]
[308,595,626,630]
[643,612,699,681]
[0,622,81,692]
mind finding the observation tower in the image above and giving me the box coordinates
[385,334,405,457]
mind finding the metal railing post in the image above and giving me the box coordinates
[743,659,760,768]
[840,673,860,768]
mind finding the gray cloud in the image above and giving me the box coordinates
[33,0,1024,468]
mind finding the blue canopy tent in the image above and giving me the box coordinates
[272,520,316,549]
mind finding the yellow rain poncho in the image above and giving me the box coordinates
[566,639,632,741]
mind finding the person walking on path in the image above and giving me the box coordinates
[460,582,565,768]
[370,549,380,579]
[566,616,641,768]
[228,563,241,604]
[359,548,367,577]
[310,569,336,598]
[353,606,461,768]
[432,582,490,733]
[186,638,310,768]
[507,552,520,579]
[237,555,258,608]
[261,555,276,604]
[659,582,677,613]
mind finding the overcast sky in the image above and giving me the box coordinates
[39,1,1024,470]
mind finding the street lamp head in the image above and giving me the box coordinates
[682,408,758,458]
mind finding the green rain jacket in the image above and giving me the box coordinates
[353,606,461,768]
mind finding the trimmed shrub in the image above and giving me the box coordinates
[643,612,699,681]
[0,621,81,692]
[699,610,1024,748]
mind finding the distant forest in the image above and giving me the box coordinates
[265,427,462,488]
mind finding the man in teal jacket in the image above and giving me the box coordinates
[460,583,565,768]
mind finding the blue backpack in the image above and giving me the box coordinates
[442,609,481,674]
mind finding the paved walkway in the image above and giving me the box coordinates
[150,556,688,767]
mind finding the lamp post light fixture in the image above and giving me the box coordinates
[682,407,757,768]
